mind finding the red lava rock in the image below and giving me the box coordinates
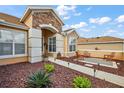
[0,61,122,88]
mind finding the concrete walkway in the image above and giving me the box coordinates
[48,57,124,87]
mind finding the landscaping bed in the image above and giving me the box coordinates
[0,61,122,88]
[59,57,124,77]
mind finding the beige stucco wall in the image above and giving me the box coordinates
[47,33,64,57]
[24,14,32,28]
[64,36,68,56]
[78,42,124,61]
[78,43,123,51]
[0,56,28,65]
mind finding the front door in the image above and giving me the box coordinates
[42,36,44,55]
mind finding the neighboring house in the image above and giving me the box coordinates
[63,28,79,57]
[0,6,79,65]
[78,36,124,61]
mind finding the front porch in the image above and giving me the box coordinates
[41,28,56,57]
[28,24,64,63]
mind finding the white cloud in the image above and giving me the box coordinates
[74,12,82,16]
[86,6,92,11]
[80,28,91,32]
[115,15,124,23]
[71,22,88,29]
[56,6,67,16]
[63,16,70,20]
[56,5,76,16]
[118,32,124,36]
[89,17,111,25]
[118,24,123,28]
[99,17,111,25]
[91,25,96,29]
[103,29,117,36]
[89,18,99,24]
[107,29,117,33]
[56,5,83,20]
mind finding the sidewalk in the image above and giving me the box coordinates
[48,57,124,87]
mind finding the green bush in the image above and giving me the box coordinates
[27,70,51,88]
[73,76,92,88]
[44,64,55,73]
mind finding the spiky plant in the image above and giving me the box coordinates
[27,70,52,88]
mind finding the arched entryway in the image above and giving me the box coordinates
[28,24,64,63]
[39,24,58,56]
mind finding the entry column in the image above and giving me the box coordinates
[28,28,42,63]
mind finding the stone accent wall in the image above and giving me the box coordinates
[32,12,62,32]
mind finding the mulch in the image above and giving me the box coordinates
[58,57,124,77]
[0,61,122,88]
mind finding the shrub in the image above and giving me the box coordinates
[27,70,51,88]
[44,64,55,73]
[73,76,92,88]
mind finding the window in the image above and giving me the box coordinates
[69,37,76,52]
[0,29,26,57]
[0,31,1,38]
[0,30,13,56]
[14,32,25,54]
[48,37,56,52]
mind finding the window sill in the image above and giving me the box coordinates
[48,52,57,53]
[0,54,27,59]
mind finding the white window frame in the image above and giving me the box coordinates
[0,28,27,59]
[48,36,56,53]
[69,37,76,52]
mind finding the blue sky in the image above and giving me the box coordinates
[0,5,124,38]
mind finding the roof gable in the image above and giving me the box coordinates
[63,28,79,38]
[0,12,26,26]
[20,6,64,25]
[0,12,28,30]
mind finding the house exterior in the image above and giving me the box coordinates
[78,36,124,61]
[0,6,123,66]
[0,6,78,65]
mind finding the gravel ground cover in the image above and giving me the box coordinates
[0,61,122,88]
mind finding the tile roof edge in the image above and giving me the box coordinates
[0,21,29,30]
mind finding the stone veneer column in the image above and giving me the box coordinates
[28,28,42,63]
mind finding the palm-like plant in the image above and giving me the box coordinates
[27,70,52,88]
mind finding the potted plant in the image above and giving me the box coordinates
[95,47,99,50]
[57,52,61,59]
[42,54,48,61]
